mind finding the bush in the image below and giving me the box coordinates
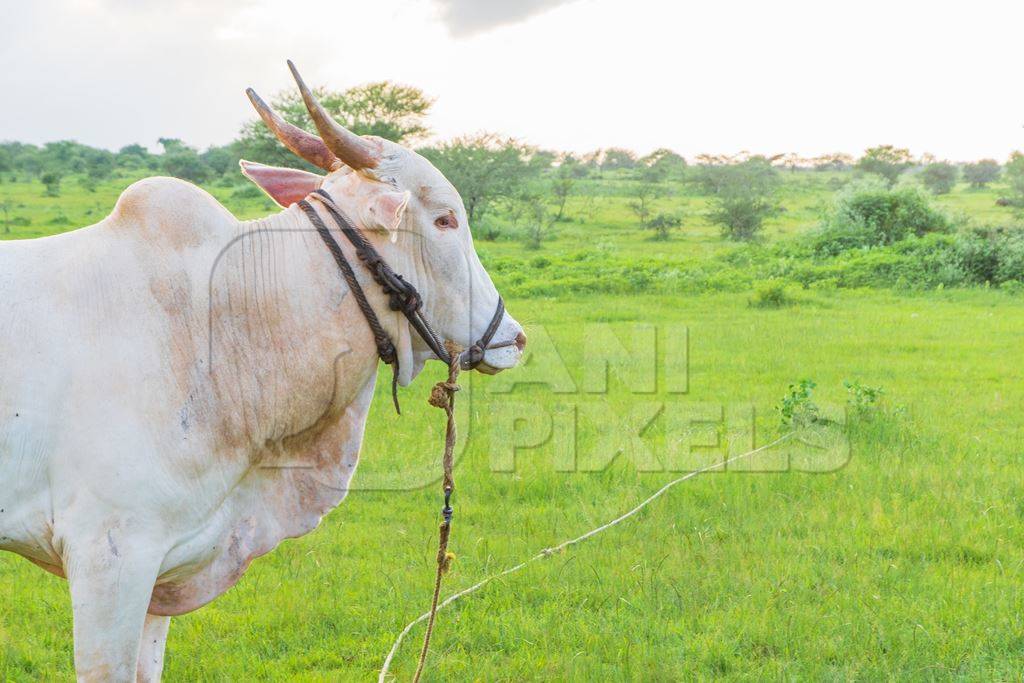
[749,279,795,308]
[777,379,822,428]
[647,212,681,241]
[844,380,884,414]
[948,227,1024,285]
[810,182,952,256]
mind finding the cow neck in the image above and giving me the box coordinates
[295,194,415,413]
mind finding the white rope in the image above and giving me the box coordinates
[378,432,794,682]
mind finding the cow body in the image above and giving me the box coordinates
[0,178,398,678]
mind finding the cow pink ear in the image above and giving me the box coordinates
[239,160,323,208]
[363,189,410,243]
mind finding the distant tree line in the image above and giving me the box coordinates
[3,81,1024,247]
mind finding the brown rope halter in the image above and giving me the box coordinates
[298,190,512,679]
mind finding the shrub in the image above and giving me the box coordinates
[749,279,795,308]
[844,380,884,414]
[647,212,681,241]
[1002,280,1024,295]
[948,227,1024,285]
[777,379,822,428]
[810,182,952,256]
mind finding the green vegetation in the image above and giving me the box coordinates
[963,159,1001,189]
[692,156,781,241]
[2,289,1022,680]
[1,115,1024,678]
[920,160,959,195]
[1003,151,1024,211]
[855,145,913,187]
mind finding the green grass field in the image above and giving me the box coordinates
[1,171,1022,680]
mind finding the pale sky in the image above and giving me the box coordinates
[1,0,1022,161]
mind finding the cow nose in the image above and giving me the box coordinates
[514,331,527,351]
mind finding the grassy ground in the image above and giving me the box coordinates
[1,171,1022,680]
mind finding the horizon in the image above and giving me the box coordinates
[2,0,1023,161]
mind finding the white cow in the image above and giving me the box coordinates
[0,62,524,681]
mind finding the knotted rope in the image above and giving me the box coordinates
[412,349,461,683]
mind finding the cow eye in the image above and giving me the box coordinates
[434,213,458,230]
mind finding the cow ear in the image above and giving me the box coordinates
[362,189,410,244]
[239,160,323,208]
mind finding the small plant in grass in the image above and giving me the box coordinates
[47,208,70,226]
[749,279,795,308]
[844,380,884,414]
[777,379,821,428]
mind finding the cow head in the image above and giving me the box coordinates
[240,62,525,384]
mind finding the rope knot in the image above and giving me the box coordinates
[428,381,459,409]
[439,551,456,574]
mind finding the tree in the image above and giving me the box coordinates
[549,162,577,223]
[558,153,590,179]
[640,148,687,178]
[814,153,853,172]
[40,171,62,197]
[601,148,637,170]
[629,164,667,228]
[517,190,558,250]
[694,157,781,241]
[776,152,808,173]
[919,161,959,195]
[528,149,557,172]
[0,147,10,182]
[201,145,240,177]
[236,82,432,169]
[117,144,157,171]
[159,138,211,184]
[419,134,536,225]
[856,145,913,187]
[963,160,1001,189]
[1002,152,1024,211]
[1,142,43,178]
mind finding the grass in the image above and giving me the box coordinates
[1,170,1023,680]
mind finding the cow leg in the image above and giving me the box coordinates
[136,613,171,682]
[65,539,163,683]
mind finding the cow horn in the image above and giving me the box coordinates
[287,60,381,173]
[245,88,342,172]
